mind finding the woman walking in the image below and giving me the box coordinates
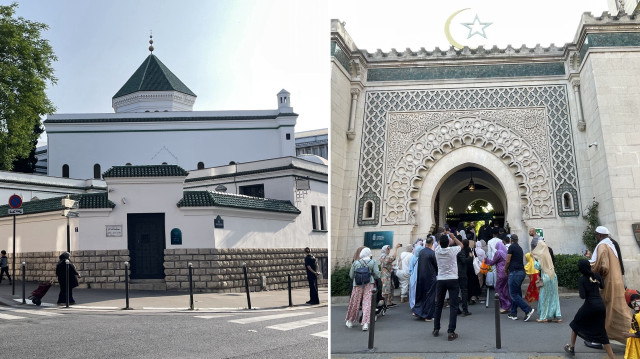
[524,252,539,304]
[345,247,380,331]
[56,252,80,305]
[379,244,401,307]
[466,241,482,304]
[532,240,562,322]
[409,244,424,309]
[485,241,511,312]
[564,259,614,358]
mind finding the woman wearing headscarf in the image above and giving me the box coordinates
[524,252,540,304]
[466,240,482,305]
[413,236,438,321]
[409,244,424,309]
[485,241,511,312]
[56,252,80,305]
[346,247,380,331]
[379,243,401,307]
[564,259,614,358]
[395,245,414,303]
[532,240,562,322]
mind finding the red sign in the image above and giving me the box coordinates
[8,194,22,209]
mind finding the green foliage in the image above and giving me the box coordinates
[555,254,583,289]
[0,3,57,171]
[582,200,600,252]
[331,264,352,296]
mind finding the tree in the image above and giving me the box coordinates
[582,200,600,252]
[0,3,56,171]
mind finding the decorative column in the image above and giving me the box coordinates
[347,88,360,140]
[572,80,586,131]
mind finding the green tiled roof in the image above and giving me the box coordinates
[177,191,301,214]
[0,193,114,218]
[113,54,196,98]
[103,165,188,178]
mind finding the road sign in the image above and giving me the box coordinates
[8,194,22,209]
[8,208,23,215]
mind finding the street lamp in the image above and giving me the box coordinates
[61,196,79,253]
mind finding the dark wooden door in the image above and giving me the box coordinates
[127,213,165,279]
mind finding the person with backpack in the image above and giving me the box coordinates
[345,247,380,331]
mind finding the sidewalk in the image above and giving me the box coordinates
[0,280,327,311]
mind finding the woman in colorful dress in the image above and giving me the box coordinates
[532,240,562,322]
[345,247,380,331]
[484,241,511,312]
[379,243,401,307]
[524,252,539,304]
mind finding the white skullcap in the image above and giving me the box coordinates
[595,226,609,235]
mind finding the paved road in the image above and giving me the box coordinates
[331,292,628,358]
[1,305,327,358]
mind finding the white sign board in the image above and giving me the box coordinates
[106,225,123,237]
[8,208,23,215]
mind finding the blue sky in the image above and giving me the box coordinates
[8,0,328,145]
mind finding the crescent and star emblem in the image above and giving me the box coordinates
[444,8,493,50]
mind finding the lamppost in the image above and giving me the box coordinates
[61,196,79,253]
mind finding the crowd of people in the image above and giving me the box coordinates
[343,222,639,356]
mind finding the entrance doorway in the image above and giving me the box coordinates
[436,166,507,233]
[127,213,166,279]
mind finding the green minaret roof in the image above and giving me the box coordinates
[113,54,196,99]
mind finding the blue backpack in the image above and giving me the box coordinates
[354,260,371,286]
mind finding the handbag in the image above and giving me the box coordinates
[473,257,482,275]
[535,277,544,288]
[479,259,490,274]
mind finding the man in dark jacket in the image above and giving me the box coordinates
[304,248,320,305]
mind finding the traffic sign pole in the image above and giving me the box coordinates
[8,194,22,296]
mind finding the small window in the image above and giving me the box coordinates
[93,164,101,179]
[562,192,574,211]
[311,205,318,230]
[62,164,69,178]
[239,184,265,198]
[197,162,205,170]
[286,133,291,140]
[319,206,326,231]
[363,200,375,220]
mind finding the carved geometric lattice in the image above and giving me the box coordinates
[384,114,554,224]
[356,86,579,226]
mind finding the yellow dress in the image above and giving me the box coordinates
[626,311,640,359]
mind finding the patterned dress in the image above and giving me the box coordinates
[380,254,396,297]
[534,261,561,320]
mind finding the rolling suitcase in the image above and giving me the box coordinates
[28,282,52,306]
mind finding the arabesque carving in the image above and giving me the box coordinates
[383,114,555,225]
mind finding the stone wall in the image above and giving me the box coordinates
[163,248,328,293]
[5,250,128,289]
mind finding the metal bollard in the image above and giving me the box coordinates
[21,262,26,304]
[288,275,293,307]
[242,262,251,309]
[494,297,501,349]
[486,286,490,309]
[368,287,377,351]
[188,263,194,310]
[65,259,70,308]
[124,262,130,310]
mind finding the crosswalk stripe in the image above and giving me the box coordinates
[266,316,328,331]
[0,313,24,320]
[194,314,234,319]
[228,311,313,324]
[0,308,61,317]
[311,330,328,338]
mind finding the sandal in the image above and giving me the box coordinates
[432,329,439,337]
[448,332,458,341]
[564,344,575,356]
[536,319,550,323]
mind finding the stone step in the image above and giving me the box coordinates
[128,280,167,291]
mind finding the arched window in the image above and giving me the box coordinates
[562,192,574,211]
[197,162,205,170]
[62,164,69,178]
[93,164,101,179]
[363,200,375,220]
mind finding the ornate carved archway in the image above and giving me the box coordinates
[383,113,555,225]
